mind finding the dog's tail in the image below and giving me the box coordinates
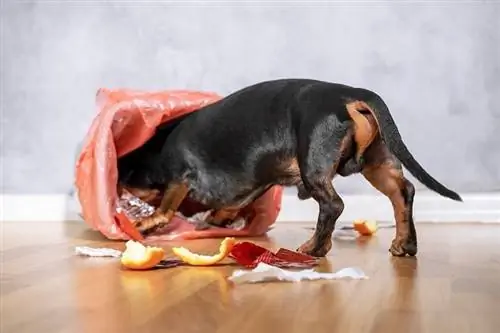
[359,90,462,202]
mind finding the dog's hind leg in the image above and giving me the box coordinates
[296,120,351,257]
[362,136,417,256]
[134,182,189,236]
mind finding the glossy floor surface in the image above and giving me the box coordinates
[1,221,500,333]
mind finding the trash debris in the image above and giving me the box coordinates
[353,219,378,236]
[172,237,236,266]
[229,241,320,269]
[228,262,368,284]
[120,240,167,270]
[75,246,122,258]
[75,243,183,270]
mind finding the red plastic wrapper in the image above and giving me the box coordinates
[229,242,320,269]
[75,88,284,241]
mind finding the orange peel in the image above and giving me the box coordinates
[171,237,236,266]
[353,219,378,236]
[120,240,166,270]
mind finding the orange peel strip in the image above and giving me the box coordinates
[353,219,378,236]
[120,240,166,270]
[171,237,236,266]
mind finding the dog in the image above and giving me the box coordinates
[117,78,462,257]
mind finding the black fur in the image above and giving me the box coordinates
[117,78,461,256]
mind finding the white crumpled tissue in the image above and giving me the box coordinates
[228,262,368,284]
[75,246,122,258]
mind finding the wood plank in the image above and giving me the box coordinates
[1,221,499,333]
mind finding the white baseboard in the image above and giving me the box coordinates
[278,192,500,223]
[0,193,499,223]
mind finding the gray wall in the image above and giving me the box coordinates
[2,2,499,195]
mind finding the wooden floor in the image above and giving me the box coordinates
[1,221,500,333]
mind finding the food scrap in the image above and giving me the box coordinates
[172,237,236,266]
[120,240,166,270]
[76,238,369,284]
[353,219,378,236]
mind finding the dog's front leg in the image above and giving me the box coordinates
[297,178,344,257]
[295,118,351,257]
[134,182,189,236]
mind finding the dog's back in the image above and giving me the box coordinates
[156,79,358,207]
[120,78,462,257]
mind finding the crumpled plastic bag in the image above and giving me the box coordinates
[75,88,283,241]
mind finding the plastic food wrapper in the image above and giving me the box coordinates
[75,88,283,241]
[228,263,368,284]
[229,241,320,269]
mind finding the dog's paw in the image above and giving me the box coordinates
[389,238,418,257]
[297,238,332,257]
[135,212,170,236]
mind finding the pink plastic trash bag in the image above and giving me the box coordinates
[75,88,283,241]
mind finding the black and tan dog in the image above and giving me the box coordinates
[117,79,462,257]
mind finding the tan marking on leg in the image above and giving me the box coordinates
[134,182,189,235]
[361,136,415,256]
[209,208,241,226]
[363,163,409,255]
[297,235,333,258]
